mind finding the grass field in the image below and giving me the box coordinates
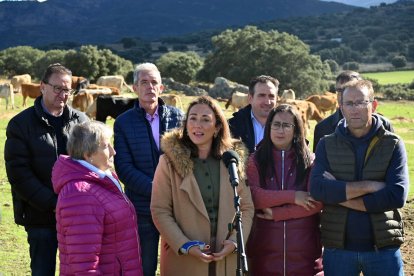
[362,70,414,85]
[0,95,413,275]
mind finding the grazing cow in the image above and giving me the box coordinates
[225,91,249,110]
[85,100,98,119]
[11,74,31,94]
[281,89,296,101]
[0,83,14,109]
[96,75,133,92]
[21,83,41,107]
[71,76,89,90]
[78,87,112,96]
[68,87,113,114]
[160,94,183,110]
[86,84,121,95]
[95,95,136,123]
[71,92,95,112]
[305,93,338,116]
[283,100,324,136]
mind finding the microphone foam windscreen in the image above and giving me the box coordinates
[222,150,239,167]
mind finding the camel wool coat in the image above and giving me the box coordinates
[151,130,254,276]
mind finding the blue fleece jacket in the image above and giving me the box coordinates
[310,114,409,251]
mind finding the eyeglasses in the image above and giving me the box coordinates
[45,82,75,95]
[271,121,295,131]
[342,100,373,109]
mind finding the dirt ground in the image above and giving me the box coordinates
[401,199,414,275]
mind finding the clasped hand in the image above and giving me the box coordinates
[188,240,236,263]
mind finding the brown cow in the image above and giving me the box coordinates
[71,76,88,90]
[71,92,95,112]
[21,83,41,107]
[283,100,324,136]
[305,93,337,116]
[69,87,113,114]
[160,94,183,110]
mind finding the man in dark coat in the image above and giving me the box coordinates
[4,63,88,276]
[228,75,279,153]
[114,63,183,276]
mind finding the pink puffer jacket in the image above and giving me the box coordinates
[52,155,143,276]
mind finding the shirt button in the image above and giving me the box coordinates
[207,185,211,189]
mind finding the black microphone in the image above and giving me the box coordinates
[222,150,240,186]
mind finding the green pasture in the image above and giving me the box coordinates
[363,70,414,85]
[0,95,413,275]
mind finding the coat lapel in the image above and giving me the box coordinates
[180,174,210,221]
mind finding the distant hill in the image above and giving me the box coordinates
[320,0,398,7]
[255,1,414,64]
[0,0,355,50]
[133,1,413,66]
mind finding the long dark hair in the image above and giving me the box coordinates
[255,104,312,189]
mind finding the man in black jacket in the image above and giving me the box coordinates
[313,71,393,152]
[5,64,88,276]
[228,75,279,153]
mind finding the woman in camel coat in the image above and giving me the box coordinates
[151,96,254,276]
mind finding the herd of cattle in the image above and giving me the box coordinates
[0,74,337,131]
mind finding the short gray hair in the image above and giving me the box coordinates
[133,62,161,84]
[67,121,113,160]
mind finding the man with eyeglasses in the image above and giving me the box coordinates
[310,79,408,275]
[312,71,393,152]
[229,75,279,153]
[5,63,88,276]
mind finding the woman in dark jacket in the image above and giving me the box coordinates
[246,104,323,276]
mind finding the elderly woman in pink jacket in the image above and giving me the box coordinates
[52,121,143,275]
[246,104,323,275]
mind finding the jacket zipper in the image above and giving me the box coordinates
[281,150,286,276]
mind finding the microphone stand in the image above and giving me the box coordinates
[228,178,248,276]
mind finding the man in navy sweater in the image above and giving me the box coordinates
[313,70,393,152]
[114,63,183,276]
[310,79,408,276]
